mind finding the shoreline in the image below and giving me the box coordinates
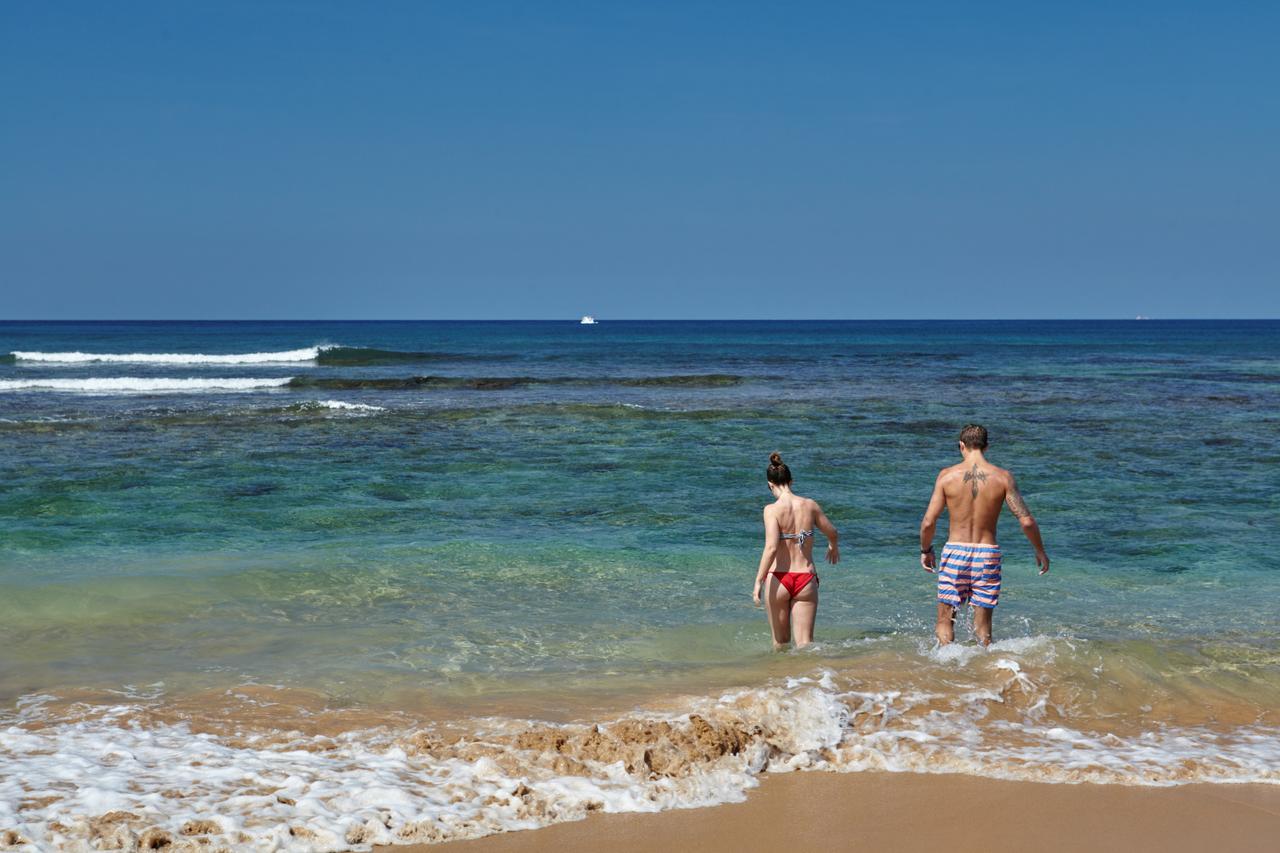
[8,643,1280,850]
[393,771,1280,853]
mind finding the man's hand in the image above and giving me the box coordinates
[752,580,763,605]
[920,548,937,573]
[826,544,840,565]
[1036,551,1050,575]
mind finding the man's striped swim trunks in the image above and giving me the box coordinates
[937,542,1002,609]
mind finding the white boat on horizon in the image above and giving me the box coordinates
[579,315,598,325]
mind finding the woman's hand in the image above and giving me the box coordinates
[752,580,762,606]
[826,544,840,565]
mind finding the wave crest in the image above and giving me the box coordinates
[6,346,512,367]
[10,348,321,365]
[287,400,386,413]
[0,377,293,393]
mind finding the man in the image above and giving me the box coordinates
[919,424,1049,645]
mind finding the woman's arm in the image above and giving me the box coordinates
[753,508,780,604]
[813,502,839,565]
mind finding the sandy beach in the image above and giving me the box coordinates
[400,772,1280,853]
[6,0,1280,848]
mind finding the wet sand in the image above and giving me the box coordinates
[390,772,1280,853]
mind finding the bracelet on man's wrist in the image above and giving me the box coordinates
[921,545,935,554]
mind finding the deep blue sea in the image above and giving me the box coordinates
[2,320,1278,849]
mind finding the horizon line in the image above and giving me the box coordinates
[2,317,1278,323]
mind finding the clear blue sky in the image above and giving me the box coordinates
[2,1,1276,319]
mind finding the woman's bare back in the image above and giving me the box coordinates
[768,495,820,572]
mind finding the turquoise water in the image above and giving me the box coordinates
[3,320,1278,699]
[2,321,1279,849]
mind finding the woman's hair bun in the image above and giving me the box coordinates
[765,451,793,485]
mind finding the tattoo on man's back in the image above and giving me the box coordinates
[963,463,987,497]
[1006,485,1031,518]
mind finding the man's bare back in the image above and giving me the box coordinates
[932,458,1026,544]
[919,425,1049,646]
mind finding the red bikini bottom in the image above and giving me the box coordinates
[771,571,817,597]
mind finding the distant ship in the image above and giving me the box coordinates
[579,315,598,325]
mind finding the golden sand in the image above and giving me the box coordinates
[410,771,1280,853]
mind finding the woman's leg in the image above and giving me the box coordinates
[765,575,792,649]
[789,579,819,647]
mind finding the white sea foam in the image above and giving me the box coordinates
[0,377,293,393]
[0,701,771,852]
[289,400,387,414]
[925,634,1057,667]
[10,347,323,364]
[4,652,1279,851]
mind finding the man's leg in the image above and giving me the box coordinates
[970,559,1000,646]
[935,602,957,644]
[972,605,993,646]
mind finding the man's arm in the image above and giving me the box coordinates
[1006,477,1049,575]
[813,502,840,565]
[753,508,780,604]
[919,473,946,572]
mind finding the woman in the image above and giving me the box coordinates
[753,452,839,648]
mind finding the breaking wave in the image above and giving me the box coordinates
[0,378,293,393]
[5,346,507,367]
[3,642,1279,851]
[288,400,387,413]
[9,348,322,365]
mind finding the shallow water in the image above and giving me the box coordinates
[1,320,1278,849]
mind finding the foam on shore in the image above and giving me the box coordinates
[4,641,1279,851]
